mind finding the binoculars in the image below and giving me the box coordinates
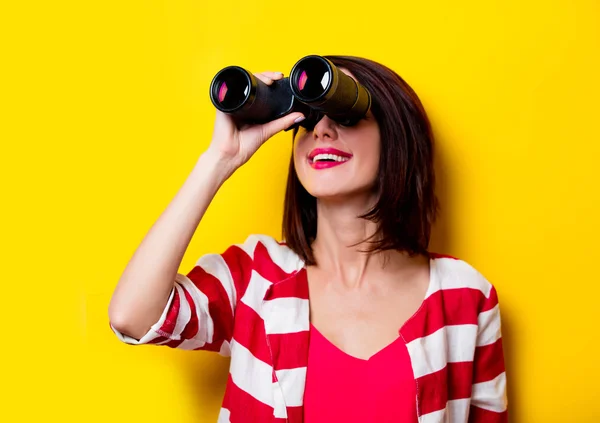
[209,55,372,131]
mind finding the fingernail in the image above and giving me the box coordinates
[275,72,283,76]
[294,115,305,123]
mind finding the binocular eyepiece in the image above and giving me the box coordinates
[209,55,372,131]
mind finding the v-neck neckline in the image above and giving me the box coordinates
[300,255,436,359]
[309,322,406,362]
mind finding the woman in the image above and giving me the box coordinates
[108,55,508,423]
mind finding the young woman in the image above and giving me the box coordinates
[108,56,508,423]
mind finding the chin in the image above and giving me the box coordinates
[307,188,349,200]
[304,184,376,202]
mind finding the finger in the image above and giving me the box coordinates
[261,113,305,140]
[254,73,274,85]
[214,109,230,124]
[260,71,284,80]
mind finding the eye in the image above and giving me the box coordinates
[339,120,358,128]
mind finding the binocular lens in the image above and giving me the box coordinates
[209,55,371,128]
[211,67,250,110]
[292,57,332,101]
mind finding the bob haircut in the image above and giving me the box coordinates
[282,55,439,266]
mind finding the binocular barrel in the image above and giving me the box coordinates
[209,55,371,129]
[289,55,371,125]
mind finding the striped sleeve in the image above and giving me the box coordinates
[110,235,257,357]
[468,284,508,422]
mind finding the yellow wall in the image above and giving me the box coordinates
[2,0,599,421]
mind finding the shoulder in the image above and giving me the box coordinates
[430,253,500,305]
[233,234,304,274]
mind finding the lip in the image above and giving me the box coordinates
[308,147,353,160]
[307,147,353,170]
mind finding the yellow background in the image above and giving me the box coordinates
[2,0,599,421]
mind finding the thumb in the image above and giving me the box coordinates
[261,113,305,140]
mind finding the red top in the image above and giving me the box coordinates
[303,323,419,423]
[112,235,508,422]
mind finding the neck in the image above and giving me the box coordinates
[310,192,405,288]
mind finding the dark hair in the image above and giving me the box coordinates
[282,55,439,266]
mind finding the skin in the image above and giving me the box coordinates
[109,69,430,362]
[291,68,431,360]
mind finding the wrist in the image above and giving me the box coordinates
[196,149,238,184]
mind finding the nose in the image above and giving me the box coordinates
[312,114,338,142]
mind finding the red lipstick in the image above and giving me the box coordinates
[308,148,353,170]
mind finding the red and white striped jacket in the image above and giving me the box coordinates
[111,234,508,422]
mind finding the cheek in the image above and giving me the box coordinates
[292,143,301,170]
[293,137,309,167]
[355,138,381,177]
[292,151,302,176]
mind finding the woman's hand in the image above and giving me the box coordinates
[205,71,305,177]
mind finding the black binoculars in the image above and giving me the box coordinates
[209,55,372,131]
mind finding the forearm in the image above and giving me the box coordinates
[108,151,233,339]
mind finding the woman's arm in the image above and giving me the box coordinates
[108,70,305,341]
[108,151,230,340]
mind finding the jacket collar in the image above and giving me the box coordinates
[262,268,310,422]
